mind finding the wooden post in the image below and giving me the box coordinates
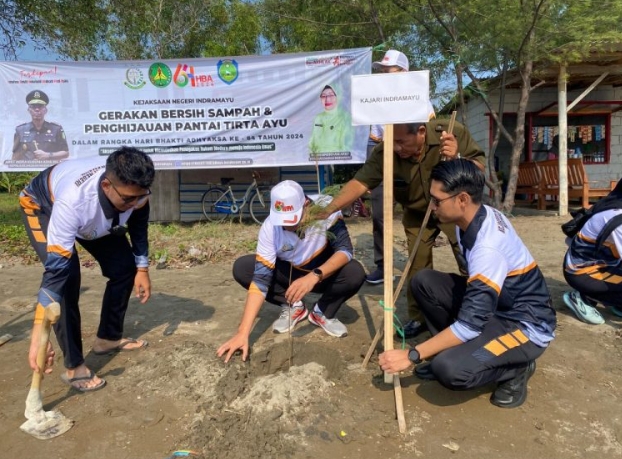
[558,64,569,217]
[382,124,395,385]
[382,123,407,434]
[394,375,407,433]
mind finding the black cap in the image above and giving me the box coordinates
[26,90,49,105]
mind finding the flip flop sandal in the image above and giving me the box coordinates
[562,291,605,325]
[93,338,149,355]
[61,369,107,392]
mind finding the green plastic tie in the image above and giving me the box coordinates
[379,300,407,349]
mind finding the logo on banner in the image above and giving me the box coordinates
[173,64,215,88]
[124,68,146,89]
[217,59,239,85]
[149,63,172,88]
[305,54,355,67]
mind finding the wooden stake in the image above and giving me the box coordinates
[361,202,434,369]
[363,110,459,369]
[382,124,395,385]
[448,111,457,137]
[394,375,407,434]
[0,333,13,347]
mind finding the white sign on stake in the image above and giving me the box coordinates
[350,70,430,126]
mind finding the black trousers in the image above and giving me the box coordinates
[21,205,136,369]
[411,269,546,390]
[370,183,385,271]
[232,254,365,318]
[564,267,622,307]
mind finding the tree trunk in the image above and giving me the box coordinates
[502,58,533,214]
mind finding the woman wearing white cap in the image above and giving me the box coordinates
[217,180,365,362]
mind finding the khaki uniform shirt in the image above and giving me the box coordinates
[354,119,486,213]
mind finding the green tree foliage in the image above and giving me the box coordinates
[391,0,622,212]
[0,0,38,59]
[256,0,448,94]
[15,0,261,60]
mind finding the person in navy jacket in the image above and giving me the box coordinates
[380,159,556,408]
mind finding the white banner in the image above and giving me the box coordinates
[0,48,371,171]
[351,71,430,125]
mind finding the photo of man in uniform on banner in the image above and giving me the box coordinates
[12,89,69,162]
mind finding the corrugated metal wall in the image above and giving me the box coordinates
[149,170,180,222]
[151,166,328,222]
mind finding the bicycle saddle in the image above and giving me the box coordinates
[220,177,235,185]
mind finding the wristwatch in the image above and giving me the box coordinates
[312,268,323,282]
[408,347,422,364]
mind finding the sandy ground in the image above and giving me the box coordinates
[1,214,622,459]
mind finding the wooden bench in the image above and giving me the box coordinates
[536,158,615,209]
[516,161,543,207]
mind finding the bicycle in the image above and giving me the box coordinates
[201,171,271,224]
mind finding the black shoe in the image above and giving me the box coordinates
[414,361,437,381]
[395,320,428,340]
[490,361,536,408]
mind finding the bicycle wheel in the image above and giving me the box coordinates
[202,187,231,222]
[249,188,271,224]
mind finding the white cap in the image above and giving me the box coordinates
[269,180,306,226]
[372,50,409,71]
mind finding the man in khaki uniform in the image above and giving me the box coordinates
[322,119,486,339]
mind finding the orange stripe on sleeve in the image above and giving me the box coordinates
[508,261,537,277]
[27,216,41,230]
[467,274,501,294]
[255,254,275,269]
[47,244,72,258]
[249,282,264,295]
[33,230,47,243]
[19,195,40,215]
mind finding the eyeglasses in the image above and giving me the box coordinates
[430,193,458,206]
[107,178,151,205]
[320,93,336,100]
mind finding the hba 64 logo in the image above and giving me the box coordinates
[173,64,214,88]
[274,200,294,212]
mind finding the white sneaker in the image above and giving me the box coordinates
[272,301,309,333]
[308,309,348,338]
